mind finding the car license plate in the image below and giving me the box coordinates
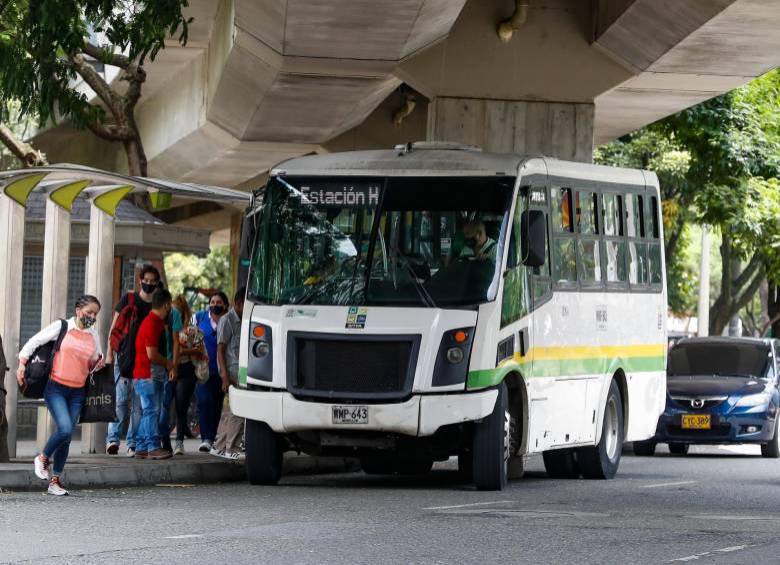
[332,405,369,425]
[681,414,711,429]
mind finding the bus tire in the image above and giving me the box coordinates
[472,382,510,491]
[542,448,580,478]
[245,420,283,485]
[668,442,689,456]
[458,452,474,481]
[632,440,656,456]
[577,380,623,479]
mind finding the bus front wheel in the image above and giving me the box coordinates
[472,382,511,491]
[577,380,623,479]
[245,419,283,485]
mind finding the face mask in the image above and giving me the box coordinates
[210,305,225,316]
[80,315,96,329]
[464,237,478,249]
[141,282,157,294]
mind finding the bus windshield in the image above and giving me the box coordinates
[249,176,514,307]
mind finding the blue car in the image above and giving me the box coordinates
[634,337,780,457]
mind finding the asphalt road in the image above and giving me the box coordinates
[2,444,779,565]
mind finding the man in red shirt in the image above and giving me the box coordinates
[133,289,174,459]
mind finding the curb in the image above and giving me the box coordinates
[0,454,359,491]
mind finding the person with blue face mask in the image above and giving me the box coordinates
[194,291,229,453]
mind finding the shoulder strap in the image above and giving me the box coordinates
[53,319,68,352]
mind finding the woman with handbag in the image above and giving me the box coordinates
[195,291,228,453]
[171,295,208,455]
[16,295,104,496]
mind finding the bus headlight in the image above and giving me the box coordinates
[432,327,475,387]
[248,322,272,381]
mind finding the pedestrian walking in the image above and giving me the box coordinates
[195,291,228,453]
[171,295,205,455]
[212,288,246,459]
[156,298,180,453]
[17,295,104,495]
[133,288,174,460]
[105,265,162,456]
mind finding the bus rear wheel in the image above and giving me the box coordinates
[245,420,283,485]
[472,382,511,491]
[577,380,623,479]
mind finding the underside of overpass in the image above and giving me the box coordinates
[31,0,779,233]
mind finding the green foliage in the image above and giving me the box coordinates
[596,69,780,324]
[0,0,191,127]
[164,246,234,302]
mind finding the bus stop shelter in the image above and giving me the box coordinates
[0,165,251,459]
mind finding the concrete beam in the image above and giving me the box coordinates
[428,97,594,162]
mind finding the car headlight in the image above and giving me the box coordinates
[735,392,771,407]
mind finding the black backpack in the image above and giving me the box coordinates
[22,320,68,399]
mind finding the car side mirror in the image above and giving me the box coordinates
[521,209,546,268]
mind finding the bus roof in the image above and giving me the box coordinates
[271,144,650,187]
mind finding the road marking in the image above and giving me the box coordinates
[641,481,696,489]
[164,534,203,540]
[669,545,751,562]
[423,500,514,511]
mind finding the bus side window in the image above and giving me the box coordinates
[602,193,627,285]
[626,193,648,287]
[577,190,601,287]
[501,188,529,327]
[551,187,577,287]
[646,195,663,286]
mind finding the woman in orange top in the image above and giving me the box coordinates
[17,295,104,496]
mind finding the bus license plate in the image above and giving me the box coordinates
[332,406,369,425]
[681,414,711,429]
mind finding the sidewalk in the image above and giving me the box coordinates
[1,439,358,491]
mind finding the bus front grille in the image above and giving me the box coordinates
[287,332,421,401]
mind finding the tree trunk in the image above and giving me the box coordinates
[770,283,780,338]
[0,123,48,167]
[122,132,148,177]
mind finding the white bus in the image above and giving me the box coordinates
[231,143,667,490]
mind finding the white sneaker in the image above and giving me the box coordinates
[126,447,136,458]
[198,441,212,453]
[223,451,241,461]
[173,441,184,456]
[34,454,50,481]
[210,447,225,457]
[48,477,68,496]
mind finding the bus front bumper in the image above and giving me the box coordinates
[229,387,498,437]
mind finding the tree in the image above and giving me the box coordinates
[597,70,780,335]
[164,246,234,302]
[0,0,191,176]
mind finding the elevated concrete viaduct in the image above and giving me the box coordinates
[32,0,779,232]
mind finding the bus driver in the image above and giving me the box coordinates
[460,220,498,263]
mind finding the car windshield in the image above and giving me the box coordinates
[668,342,772,378]
[249,175,514,307]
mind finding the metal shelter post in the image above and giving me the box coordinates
[81,186,131,453]
[36,181,89,451]
[0,173,47,459]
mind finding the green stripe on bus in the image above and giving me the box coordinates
[239,366,248,386]
[466,355,666,390]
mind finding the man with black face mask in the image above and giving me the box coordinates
[105,264,161,456]
[460,220,497,263]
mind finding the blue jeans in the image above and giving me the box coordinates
[134,378,160,453]
[151,365,173,443]
[43,380,86,476]
[106,362,139,448]
[196,373,224,443]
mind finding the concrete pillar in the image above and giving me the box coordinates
[81,203,116,453]
[697,225,710,337]
[427,97,595,162]
[0,194,27,459]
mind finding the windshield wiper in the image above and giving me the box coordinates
[395,252,437,308]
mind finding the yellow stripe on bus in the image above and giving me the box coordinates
[512,343,666,363]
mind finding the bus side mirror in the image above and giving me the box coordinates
[521,209,546,268]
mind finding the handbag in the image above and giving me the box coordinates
[22,319,68,399]
[80,365,118,423]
